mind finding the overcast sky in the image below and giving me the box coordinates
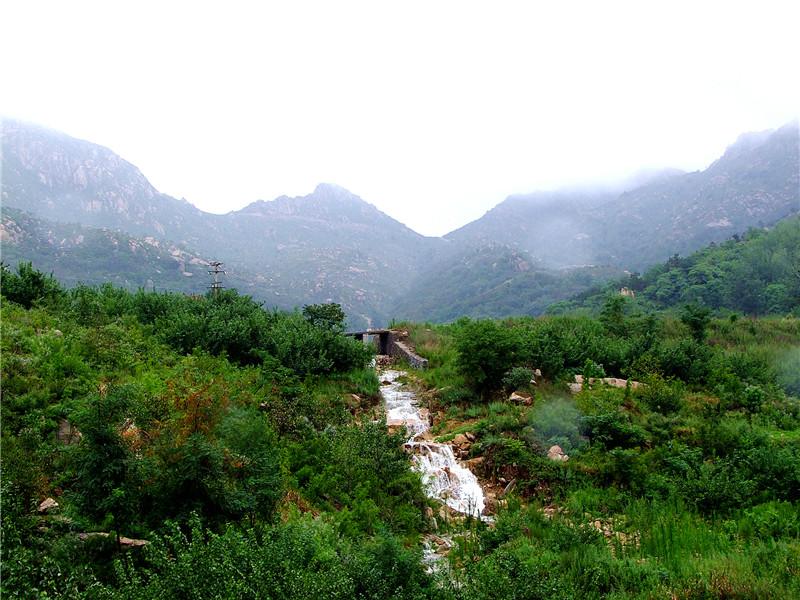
[3,1,799,236]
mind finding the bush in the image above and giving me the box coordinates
[502,367,534,392]
[637,374,684,414]
[454,320,519,397]
[0,262,63,309]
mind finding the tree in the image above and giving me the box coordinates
[454,320,518,398]
[302,303,347,331]
[0,262,63,309]
[680,303,712,342]
[599,295,628,336]
[70,385,141,547]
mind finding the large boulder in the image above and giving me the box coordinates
[452,433,470,447]
[38,498,59,514]
[547,445,569,462]
[509,391,532,405]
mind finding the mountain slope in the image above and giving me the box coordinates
[0,207,222,293]
[390,243,622,322]
[1,120,444,327]
[554,215,800,316]
[447,122,800,270]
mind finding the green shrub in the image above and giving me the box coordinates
[637,374,684,414]
[454,319,518,397]
[502,367,534,392]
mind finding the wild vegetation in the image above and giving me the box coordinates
[2,263,799,598]
[1,263,432,598]
[400,297,800,598]
[554,216,800,317]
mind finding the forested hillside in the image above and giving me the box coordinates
[3,264,799,598]
[391,243,622,322]
[553,216,800,316]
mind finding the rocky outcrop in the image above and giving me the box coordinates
[38,498,59,513]
[77,532,148,548]
[547,445,569,462]
[569,374,644,393]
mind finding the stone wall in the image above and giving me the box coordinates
[388,335,429,369]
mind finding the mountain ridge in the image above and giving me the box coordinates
[3,117,798,326]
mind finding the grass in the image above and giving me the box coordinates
[402,316,800,597]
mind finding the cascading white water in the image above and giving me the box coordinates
[380,370,485,517]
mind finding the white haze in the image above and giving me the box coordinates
[2,1,799,236]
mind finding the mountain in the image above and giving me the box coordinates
[2,118,798,325]
[1,119,442,327]
[0,119,211,243]
[553,215,800,316]
[390,243,622,322]
[447,122,800,270]
[0,207,251,294]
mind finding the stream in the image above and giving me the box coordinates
[379,369,486,517]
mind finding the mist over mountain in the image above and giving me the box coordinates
[2,118,798,325]
[448,121,799,271]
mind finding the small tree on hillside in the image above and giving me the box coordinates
[302,303,347,332]
[70,385,141,547]
[454,320,518,399]
[681,303,712,342]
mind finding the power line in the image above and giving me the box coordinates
[208,261,225,296]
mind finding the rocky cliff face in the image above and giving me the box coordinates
[1,119,212,242]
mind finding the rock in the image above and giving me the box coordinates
[438,505,451,522]
[424,506,435,520]
[465,432,476,442]
[52,329,63,337]
[534,369,542,377]
[452,433,470,447]
[574,374,584,384]
[464,456,484,469]
[547,445,569,462]
[38,498,59,513]
[509,391,525,402]
[120,536,148,548]
[381,379,392,385]
[568,383,582,394]
[57,419,81,445]
[510,391,533,405]
[78,532,148,547]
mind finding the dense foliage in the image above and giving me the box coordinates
[403,303,800,597]
[1,266,435,598]
[3,264,799,598]
[555,216,800,317]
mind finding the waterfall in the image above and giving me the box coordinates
[380,370,485,517]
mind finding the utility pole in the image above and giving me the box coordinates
[208,261,225,296]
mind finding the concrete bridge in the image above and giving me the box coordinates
[345,329,428,369]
